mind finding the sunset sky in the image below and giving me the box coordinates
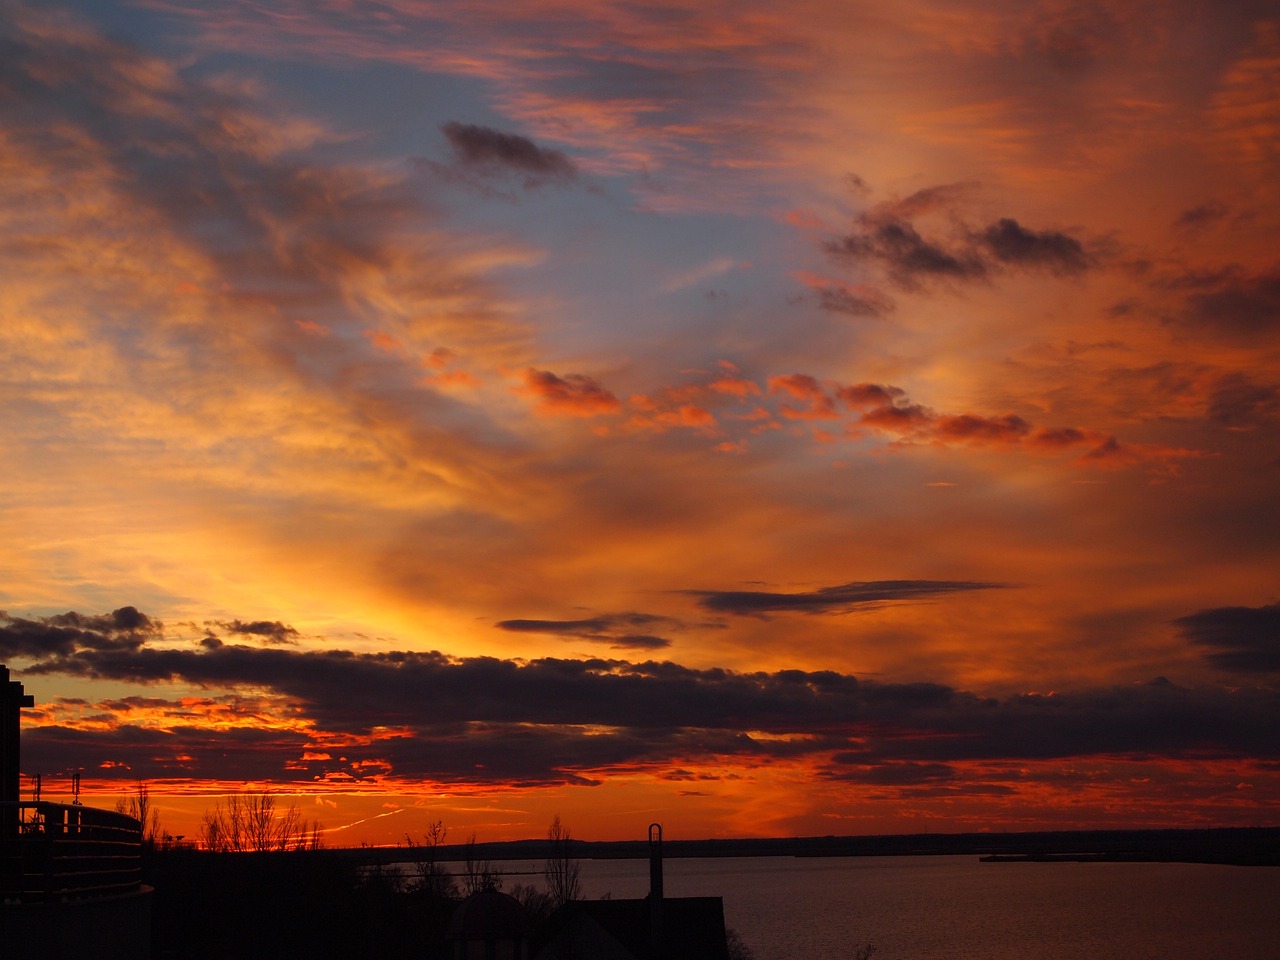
[2,0,1278,847]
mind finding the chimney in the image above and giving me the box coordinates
[648,822,664,958]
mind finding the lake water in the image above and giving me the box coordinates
[477,855,1280,960]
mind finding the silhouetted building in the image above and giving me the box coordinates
[1,665,152,960]
[449,887,530,960]
[533,824,730,960]
[534,896,730,960]
[1,664,33,825]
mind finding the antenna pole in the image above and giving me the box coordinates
[648,823,664,958]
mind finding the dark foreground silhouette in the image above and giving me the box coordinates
[145,846,728,960]
[148,848,459,960]
[143,827,1280,959]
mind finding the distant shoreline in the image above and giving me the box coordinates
[333,825,1280,868]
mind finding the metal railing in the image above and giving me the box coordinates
[1,801,143,902]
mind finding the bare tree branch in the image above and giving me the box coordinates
[544,814,581,907]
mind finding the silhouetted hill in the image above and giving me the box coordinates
[364,825,1280,867]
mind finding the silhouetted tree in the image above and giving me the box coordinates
[200,790,321,852]
[407,819,458,899]
[508,881,555,928]
[462,832,501,894]
[543,814,581,907]
[726,928,755,960]
[115,780,163,847]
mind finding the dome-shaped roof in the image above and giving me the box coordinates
[448,888,529,940]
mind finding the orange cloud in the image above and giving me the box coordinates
[708,375,762,399]
[626,401,720,435]
[767,374,838,419]
[365,330,403,353]
[518,368,621,417]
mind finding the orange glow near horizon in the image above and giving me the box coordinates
[46,749,1280,850]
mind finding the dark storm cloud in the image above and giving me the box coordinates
[608,635,671,651]
[933,413,1032,443]
[822,760,958,786]
[18,608,1280,786]
[1206,373,1280,427]
[1026,3,1120,72]
[1182,271,1280,342]
[28,644,869,733]
[825,186,1093,290]
[497,618,613,635]
[1174,201,1230,231]
[1175,603,1280,673]
[686,579,1005,616]
[976,218,1090,273]
[835,383,906,408]
[21,722,315,783]
[867,677,1280,762]
[99,696,184,712]
[441,121,578,184]
[1028,426,1092,448]
[209,619,300,645]
[0,607,160,658]
[496,613,676,650]
[826,217,987,285]
[25,643,1280,783]
[814,284,891,317]
[354,722,772,786]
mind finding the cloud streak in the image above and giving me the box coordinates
[496,612,678,650]
[687,580,1006,616]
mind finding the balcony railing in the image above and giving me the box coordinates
[1,801,143,903]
